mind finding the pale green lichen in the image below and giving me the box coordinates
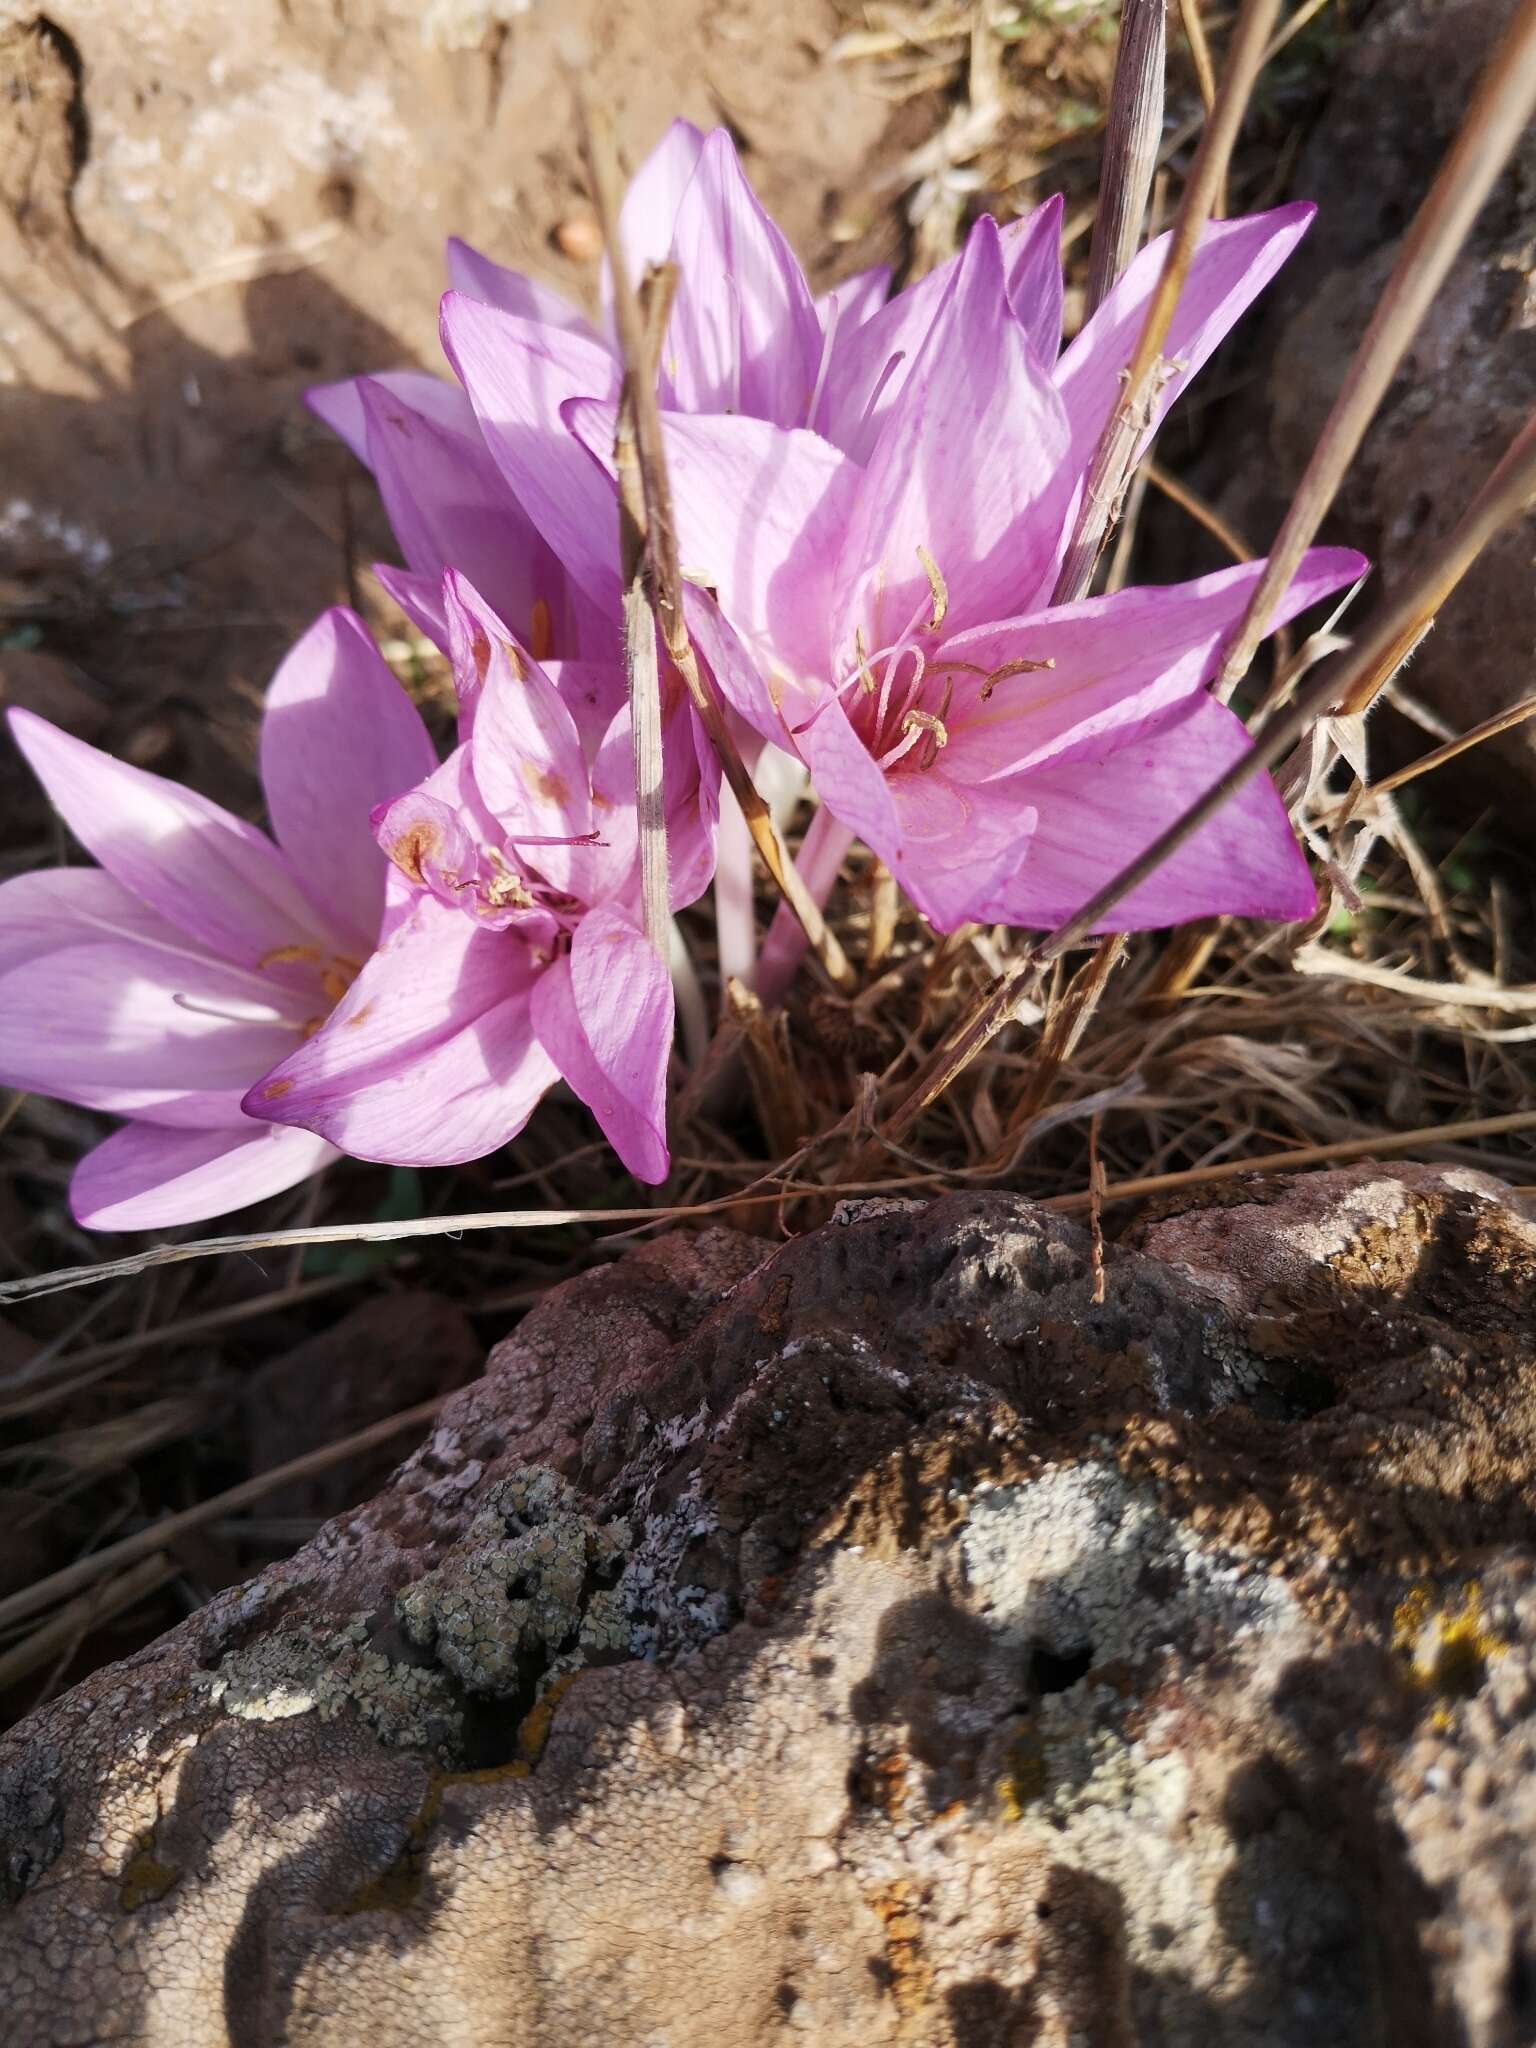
[396,1467,634,1697]
[216,1617,464,1754]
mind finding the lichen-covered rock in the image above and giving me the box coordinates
[1,1169,1535,2045]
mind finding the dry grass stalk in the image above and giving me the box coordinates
[1362,690,1536,802]
[1084,0,1168,317]
[0,1554,177,1695]
[1216,0,1536,700]
[0,1394,455,1635]
[1178,0,1219,114]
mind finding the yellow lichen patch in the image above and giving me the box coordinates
[1394,1580,1507,1700]
[998,1718,1047,1821]
[342,1758,533,1916]
[119,1834,180,1912]
[515,1671,576,1768]
[869,1881,934,2018]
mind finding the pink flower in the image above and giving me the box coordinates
[567,216,1369,934]
[0,611,437,1228]
[243,571,700,1185]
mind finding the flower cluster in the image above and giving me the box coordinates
[0,121,1365,1229]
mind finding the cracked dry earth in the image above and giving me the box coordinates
[3,1167,1536,2046]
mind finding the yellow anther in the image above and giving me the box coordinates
[530,598,554,663]
[259,943,322,969]
[901,707,949,769]
[855,625,878,695]
[916,545,948,633]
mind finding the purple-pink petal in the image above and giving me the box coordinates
[71,1121,338,1232]
[566,399,856,693]
[974,692,1316,931]
[8,710,334,971]
[439,290,623,628]
[445,235,600,340]
[0,866,189,980]
[247,897,557,1166]
[937,548,1368,787]
[0,939,303,1117]
[259,607,438,953]
[832,215,1071,659]
[530,907,671,1184]
[662,128,823,427]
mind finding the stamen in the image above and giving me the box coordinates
[501,830,605,847]
[902,708,949,770]
[855,625,878,696]
[529,599,554,663]
[259,944,321,969]
[979,655,1056,700]
[320,964,355,1005]
[855,353,905,445]
[484,846,536,911]
[171,991,296,1027]
[916,545,948,633]
[806,293,842,432]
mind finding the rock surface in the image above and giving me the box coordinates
[1214,0,1536,803]
[1,1166,1535,2045]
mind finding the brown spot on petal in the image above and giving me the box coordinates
[262,1078,295,1099]
[499,637,527,682]
[521,761,570,809]
[470,631,492,685]
[386,821,442,886]
[344,1000,376,1030]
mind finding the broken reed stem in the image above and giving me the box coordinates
[870,411,1536,1146]
[576,95,855,993]
[615,266,679,961]
[1216,0,1536,701]
[1084,0,1168,318]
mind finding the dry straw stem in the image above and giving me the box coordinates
[1019,0,1276,1148]
[1178,0,1219,114]
[1216,0,1536,701]
[1084,0,1168,318]
[0,1553,177,1694]
[576,94,855,992]
[0,1394,455,1635]
[1363,688,1536,802]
